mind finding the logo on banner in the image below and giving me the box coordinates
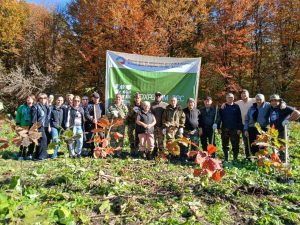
[116,56,126,65]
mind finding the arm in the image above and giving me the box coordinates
[236,105,243,132]
[288,109,300,121]
[84,105,93,122]
[136,114,146,128]
[148,115,156,128]
[179,111,186,128]
[15,105,22,125]
[31,105,38,125]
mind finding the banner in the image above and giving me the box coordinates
[105,50,201,108]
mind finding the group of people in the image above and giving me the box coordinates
[15,89,300,162]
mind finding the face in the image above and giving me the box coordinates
[93,96,99,104]
[226,96,234,104]
[170,98,177,107]
[26,96,34,106]
[82,97,89,105]
[135,96,141,104]
[39,95,47,105]
[56,97,64,107]
[204,99,212,107]
[73,98,80,107]
[188,101,195,109]
[241,91,249,100]
[270,99,280,107]
[115,95,122,105]
[155,95,162,102]
[256,98,263,106]
[48,95,54,103]
[67,96,73,105]
[143,104,150,112]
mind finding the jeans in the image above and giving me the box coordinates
[69,126,83,156]
[35,127,48,160]
[51,127,61,159]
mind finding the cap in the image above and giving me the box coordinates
[204,96,212,101]
[226,93,234,98]
[155,91,162,96]
[255,94,265,101]
[241,89,249,93]
[270,94,281,101]
[187,98,195,103]
[92,92,100,98]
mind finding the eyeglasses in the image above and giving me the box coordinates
[40,97,47,99]
[74,100,80,102]
[82,99,88,100]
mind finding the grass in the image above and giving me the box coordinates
[0,122,300,224]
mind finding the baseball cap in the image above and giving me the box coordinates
[134,92,141,98]
[187,98,195,103]
[204,96,212,101]
[270,94,281,101]
[92,92,100,98]
[155,91,162,96]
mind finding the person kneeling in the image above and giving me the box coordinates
[136,101,156,160]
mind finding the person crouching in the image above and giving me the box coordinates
[136,101,156,160]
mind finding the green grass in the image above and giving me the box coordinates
[0,123,300,224]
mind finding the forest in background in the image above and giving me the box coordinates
[0,0,299,110]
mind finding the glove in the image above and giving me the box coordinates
[179,127,184,134]
[162,128,166,135]
[244,130,249,137]
[133,106,140,113]
[111,110,119,117]
[282,119,289,126]
[212,123,217,129]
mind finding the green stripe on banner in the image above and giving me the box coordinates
[108,67,198,106]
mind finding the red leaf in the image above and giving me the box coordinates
[91,128,104,133]
[202,158,221,172]
[102,139,109,148]
[97,118,110,127]
[105,147,114,155]
[187,151,198,158]
[112,118,124,127]
[207,144,217,156]
[271,153,281,163]
[193,168,208,177]
[194,151,207,165]
[211,169,225,182]
[113,132,123,141]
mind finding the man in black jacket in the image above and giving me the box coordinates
[31,93,49,160]
[219,93,243,162]
[84,92,105,153]
[199,96,220,156]
[182,98,201,161]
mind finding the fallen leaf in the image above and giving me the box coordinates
[207,144,217,156]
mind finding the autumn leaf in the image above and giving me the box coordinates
[207,144,217,156]
[91,128,104,133]
[111,118,124,127]
[270,153,281,163]
[202,158,222,173]
[105,147,114,155]
[194,151,207,165]
[187,151,198,158]
[102,139,109,148]
[166,141,180,156]
[113,132,123,141]
[97,118,110,128]
[211,170,225,182]
[93,147,102,159]
[193,168,208,177]
[178,137,191,147]
[0,138,9,150]
[29,122,41,131]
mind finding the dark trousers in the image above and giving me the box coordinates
[221,128,240,161]
[200,126,216,157]
[19,144,35,158]
[248,126,267,156]
[242,130,250,158]
[35,127,48,159]
[128,123,139,155]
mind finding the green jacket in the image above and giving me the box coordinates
[107,103,128,120]
[16,104,32,126]
[127,102,143,124]
[162,104,185,128]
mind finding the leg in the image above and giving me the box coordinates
[156,127,165,151]
[221,129,230,161]
[242,131,250,159]
[37,128,48,160]
[138,133,146,158]
[248,127,259,155]
[230,130,240,161]
[51,127,60,159]
[75,126,83,156]
[200,128,209,152]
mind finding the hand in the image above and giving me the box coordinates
[237,130,241,135]
[48,127,51,133]
[244,131,249,137]
[179,127,184,134]
[212,123,217,129]
[111,110,119,117]
[280,102,286,110]
[93,119,97,124]
[198,128,203,137]
[133,106,140,113]
[218,129,221,134]
[162,128,166,135]
[282,119,289,126]
[221,103,226,109]
[144,124,149,129]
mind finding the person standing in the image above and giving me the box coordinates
[151,91,168,154]
[15,95,36,160]
[136,101,156,159]
[162,96,186,142]
[127,92,143,157]
[244,94,270,155]
[219,93,243,162]
[68,96,86,158]
[182,98,201,161]
[31,93,49,160]
[48,96,64,159]
[107,94,128,156]
[199,96,220,156]
[62,94,74,129]
[81,96,89,111]
[84,92,105,153]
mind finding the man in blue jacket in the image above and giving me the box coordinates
[219,93,243,162]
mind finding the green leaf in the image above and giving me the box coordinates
[99,200,111,214]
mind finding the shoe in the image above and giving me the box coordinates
[18,157,24,161]
[25,155,32,160]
